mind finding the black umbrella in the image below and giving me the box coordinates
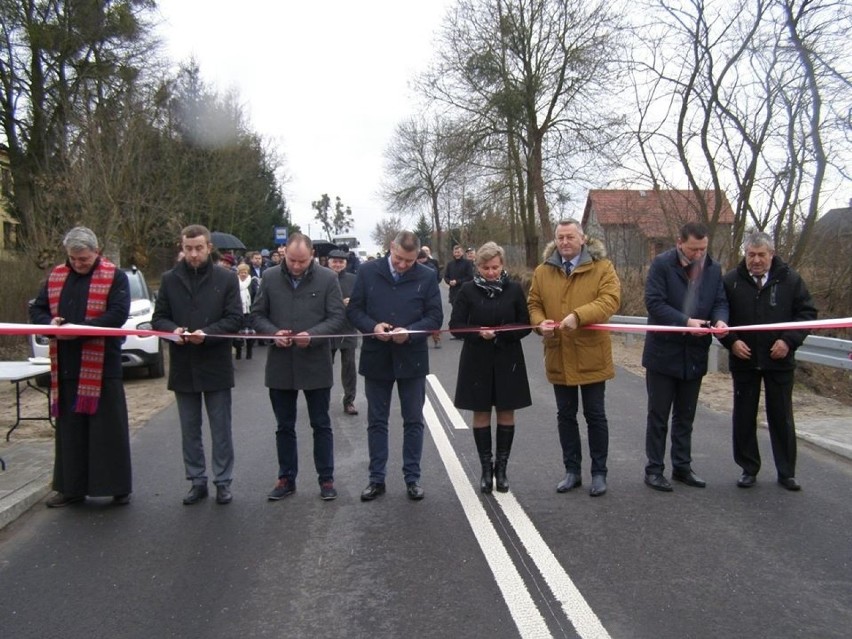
[210,231,246,250]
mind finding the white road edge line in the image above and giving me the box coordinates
[426,374,612,639]
[422,399,552,639]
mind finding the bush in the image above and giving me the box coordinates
[0,255,48,360]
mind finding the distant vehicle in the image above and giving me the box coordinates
[30,266,165,378]
[332,235,360,249]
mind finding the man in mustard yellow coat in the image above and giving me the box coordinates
[528,219,621,497]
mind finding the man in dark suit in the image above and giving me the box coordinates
[444,243,474,306]
[153,224,243,506]
[248,251,266,279]
[328,248,360,415]
[346,230,443,501]
[720,231,817,491]
[642,222,729,492]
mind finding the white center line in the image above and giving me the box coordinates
[426,374,612,639]
[428,374,468,429]
[423,399,553,638]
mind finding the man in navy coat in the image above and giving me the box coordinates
[643,222,729,492]
[346,231,443,501]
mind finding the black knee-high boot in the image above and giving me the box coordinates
[472,427,493,494]
[495,424,515,492]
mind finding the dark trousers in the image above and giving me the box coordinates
[365,376,426,484]
[644,370,702,475]
[553,381,609,476]
[54,378,132,497]
[732,369,797,479]
[332,347,357,406]
[269,387,333,484]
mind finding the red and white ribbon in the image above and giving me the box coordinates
[2,317,850,342]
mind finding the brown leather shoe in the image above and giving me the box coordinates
[344,403,359,415]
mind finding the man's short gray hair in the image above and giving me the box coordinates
[63,227,99,252]
[743,230,775,252]
[556,218,584,235]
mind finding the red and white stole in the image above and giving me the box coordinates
[47,258,117,416]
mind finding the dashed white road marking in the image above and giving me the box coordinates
[426,374,611,639]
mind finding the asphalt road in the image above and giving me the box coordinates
[1,326,850,638]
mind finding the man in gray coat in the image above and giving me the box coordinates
[153,225,243,506]
[252,234,346,501]
[328,248,359,415]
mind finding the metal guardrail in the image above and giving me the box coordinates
[608,315,852,372]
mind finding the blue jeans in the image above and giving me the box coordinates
[269,387,333,484]
[365,376,426,484]
[175,390,234,486]
[553,382,609,476]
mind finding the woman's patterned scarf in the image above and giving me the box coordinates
[47,258,116,416]
[473,270,509,298]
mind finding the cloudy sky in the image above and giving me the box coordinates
[155,0,452,251]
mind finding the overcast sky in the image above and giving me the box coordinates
[155,0,452,251]
[154,1,849,252]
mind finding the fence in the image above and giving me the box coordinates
[609,315,852,372]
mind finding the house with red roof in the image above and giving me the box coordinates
[581,188,735,268]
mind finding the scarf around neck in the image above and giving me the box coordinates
[47,258,117,416]
[238,275,253,313]
[473,270,508,298]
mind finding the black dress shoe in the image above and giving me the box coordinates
[778,477,802,491]
[360,482,386,502]
[183,484,209,505]
[672,470,706,488]
[46,493,85,508]
[737,473,757,488]
[589,474,607,497]
[644,473,673,492]
[112,494,131,506]
[216,484,233,504]
[406,482,425,501]
[556,472,582,493]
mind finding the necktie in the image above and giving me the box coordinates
[753,275,763,290]
[392,271,400,283]
[563,262,572,276]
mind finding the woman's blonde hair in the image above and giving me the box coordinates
[236,263,250,274]
[476,241,504,265]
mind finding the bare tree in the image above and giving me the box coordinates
[420,0,627,266]
[630,0,850,266]
[371,215,403,253]
[383,116,473,263]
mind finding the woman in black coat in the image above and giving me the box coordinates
[450,242,532,494]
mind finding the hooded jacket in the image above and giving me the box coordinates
[527,238,621,385]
